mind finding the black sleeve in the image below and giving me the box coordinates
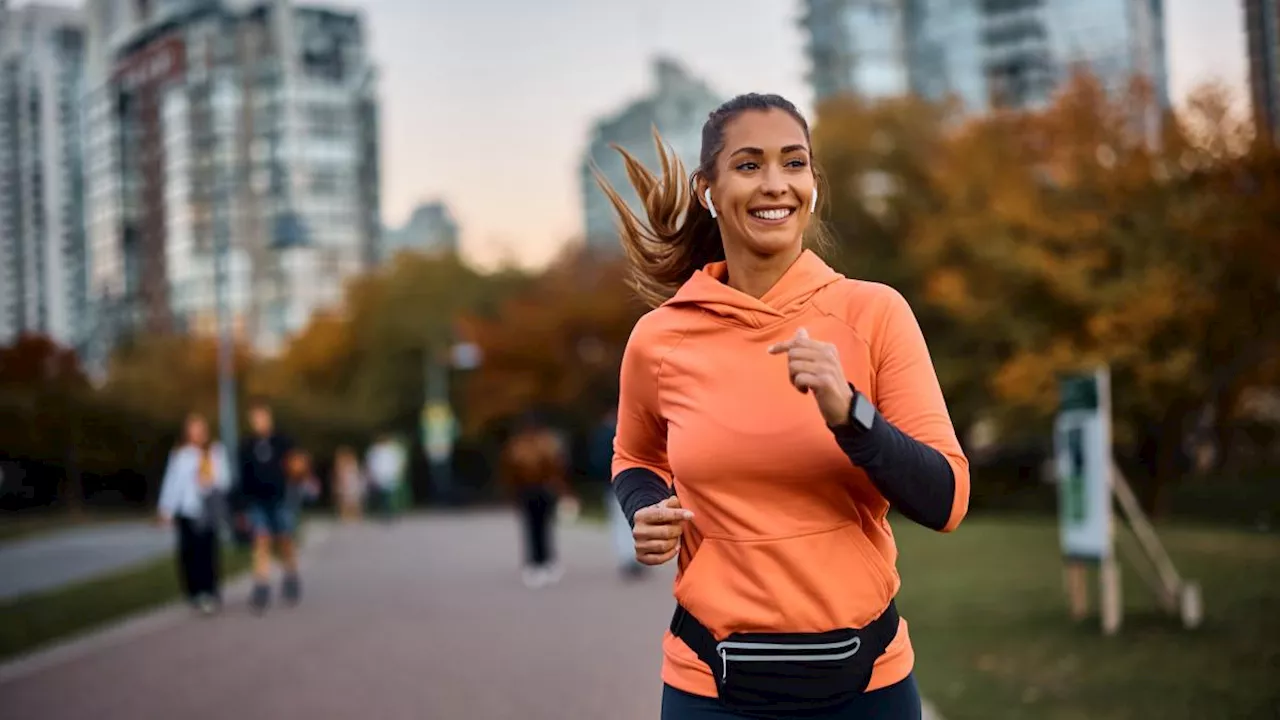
[830,404,956,531]
[612,467,673,528]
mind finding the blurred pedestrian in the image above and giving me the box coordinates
[599,94,969,718]
[499,412,575,589]
[333,445,366,523]
[238,399,305,614]
[588,405,646,579]
[366,432,407,522]
[157,412,230,615]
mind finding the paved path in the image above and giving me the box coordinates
[0,522,172,601]
[0,513,940,719]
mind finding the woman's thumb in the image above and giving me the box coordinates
[660,494,693,520]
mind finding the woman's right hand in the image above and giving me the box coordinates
[632,495,694,565]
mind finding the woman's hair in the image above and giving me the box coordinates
[593,92,832,308]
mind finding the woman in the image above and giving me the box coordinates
[157,413,231,615]
[600,94,970,719]
[332,446,366,523]
[498,413,575,589]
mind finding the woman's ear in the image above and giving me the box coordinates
[694,177,717,219]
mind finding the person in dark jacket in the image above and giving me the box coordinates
[499,413,575,589]
[238,398,304,613]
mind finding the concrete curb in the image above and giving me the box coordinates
[0,522,332,686]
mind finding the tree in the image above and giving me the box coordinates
[0,335,91,510]
[251,251,530,456]
[908,72,1280,510]
[459,247,644,435]
[812,93,993,433]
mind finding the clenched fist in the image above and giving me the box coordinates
[768,327,854,427]
[631,495,694,566]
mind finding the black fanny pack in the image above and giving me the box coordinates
[669,600,900,718]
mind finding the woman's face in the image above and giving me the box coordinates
[701,108,816,260]
[186,417,209,446]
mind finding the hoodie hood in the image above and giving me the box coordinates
[664,249,845,329]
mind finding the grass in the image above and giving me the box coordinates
[0,543,253,663]
[894,515,1280,720]
[0,509,149,544]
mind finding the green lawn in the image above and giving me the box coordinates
[0,544,252,662]
[894,515,1280,720]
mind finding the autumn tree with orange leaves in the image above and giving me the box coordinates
[812,72,1280,509]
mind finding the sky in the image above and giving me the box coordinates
[371,0,1250,271]
[21,0,1253,270]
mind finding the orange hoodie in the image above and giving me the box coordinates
[612,249,970,699]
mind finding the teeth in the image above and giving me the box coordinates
[751,208,792,220]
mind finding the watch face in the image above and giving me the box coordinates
[854,394,876,429]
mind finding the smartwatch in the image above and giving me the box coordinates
[847,390,876,434]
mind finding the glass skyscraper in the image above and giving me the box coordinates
[82,0,380,356]
[580,58,721,254]
[0,4,88,351]
[804,0,1169,114]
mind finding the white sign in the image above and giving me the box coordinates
[1053,367,1113,560]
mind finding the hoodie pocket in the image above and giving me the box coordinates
[673,522,896,637]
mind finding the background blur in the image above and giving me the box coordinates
[0,1,1277,719]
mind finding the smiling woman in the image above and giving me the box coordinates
[594,94,970,720]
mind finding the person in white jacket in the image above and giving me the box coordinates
[157,413,231,615]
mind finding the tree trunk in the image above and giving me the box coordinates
[1147,407,1188,519]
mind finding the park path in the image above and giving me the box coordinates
[0,512,941,719]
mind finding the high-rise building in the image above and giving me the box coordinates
[82,0,380,357]
[802,0,910,101]
[580,58,721,254]
[382,201,459,259]
[804,0,1169,114]
[1245,0,1280,143]
[0,4,88,351]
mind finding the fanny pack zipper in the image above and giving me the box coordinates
[715,636,862,681]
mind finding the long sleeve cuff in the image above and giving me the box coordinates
[612,467,673,528]
[831,405,957,531]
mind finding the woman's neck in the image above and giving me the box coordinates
[722,242,803,299]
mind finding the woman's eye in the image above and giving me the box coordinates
[786,159,808,168]
[736,162,759,172]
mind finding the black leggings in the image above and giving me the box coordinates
[660,674,923,720]
[176,517,221,600]
[518,487,556,567]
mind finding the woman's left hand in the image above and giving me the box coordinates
[768,328,854,427]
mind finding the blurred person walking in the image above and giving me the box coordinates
[333,446,367,523]
[157,412,231,615]
[588,405,646,580]
[499,413,575,589]
[366,433,407,522]
[599,94,969,719]
[238,398,306,614]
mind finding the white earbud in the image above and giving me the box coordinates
[810,188,818,214]
[704,188,718,219]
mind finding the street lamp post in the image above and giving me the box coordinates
[213,133,238,482]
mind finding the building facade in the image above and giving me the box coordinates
[82,0,380,357]
[1245,0,1280,143]
[580,58,721,254]
[802,0,910,102]
[0,4,88,350]
[382,200,459,260]
[804,0,1169,114]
